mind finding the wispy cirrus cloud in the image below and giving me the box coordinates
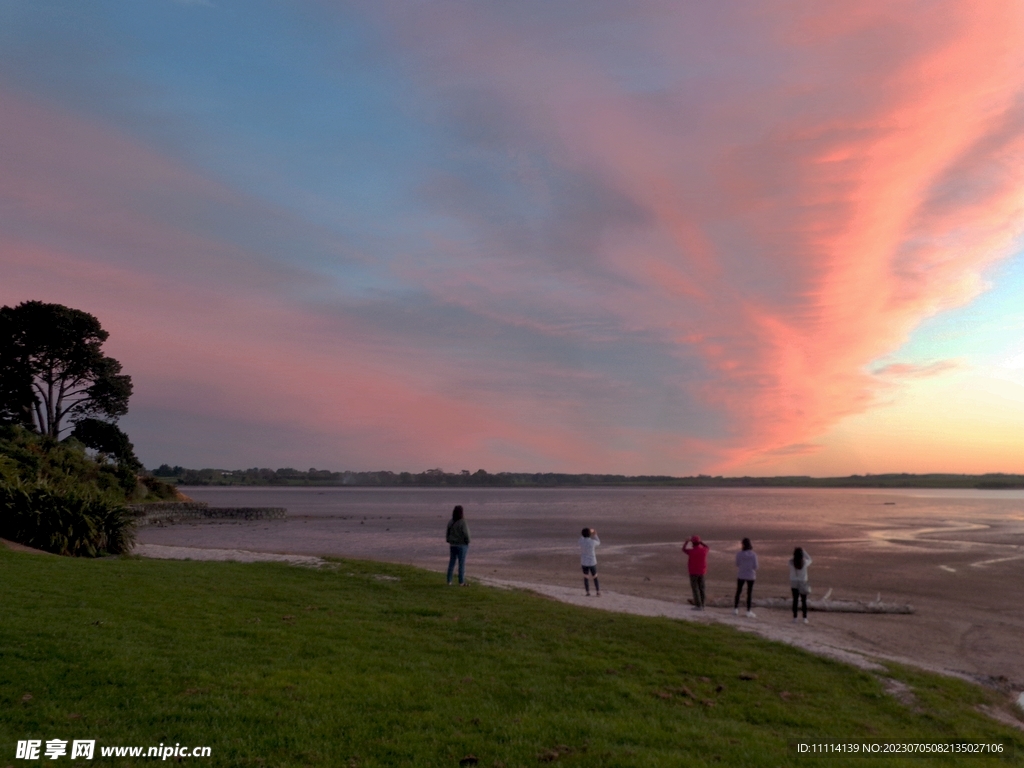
[358,0,1024,470]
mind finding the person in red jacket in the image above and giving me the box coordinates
[682,535,709,610]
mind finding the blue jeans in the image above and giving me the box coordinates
[447,545,468,584]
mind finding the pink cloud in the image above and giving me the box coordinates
[763,443,825,458]
[5,4,1024,474]
[2,239,612,470]
[0,89,608,469]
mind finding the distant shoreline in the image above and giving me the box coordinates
[154,467,1024,490]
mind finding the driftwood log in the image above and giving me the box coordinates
[707,590,914,614]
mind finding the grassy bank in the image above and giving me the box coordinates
[1,545,1020,767]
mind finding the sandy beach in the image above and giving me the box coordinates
[135,486,1024,710]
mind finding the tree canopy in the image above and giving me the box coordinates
[71,417,142,471]
[0,301,132,438]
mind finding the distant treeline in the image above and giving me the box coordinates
[153,465,1024,489]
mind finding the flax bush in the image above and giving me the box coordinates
[0,476,134,556]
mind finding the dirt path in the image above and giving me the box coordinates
[479,576,918,674]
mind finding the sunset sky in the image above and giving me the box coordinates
[3,1,1024,475]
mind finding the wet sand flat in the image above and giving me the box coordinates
[137,486,1024,693]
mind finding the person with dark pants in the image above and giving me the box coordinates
[734,537,758,617]
[789,547,812,623]
[579,527,601,596]
[446,505,471,585]
[682,535,709,610]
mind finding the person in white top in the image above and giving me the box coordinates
[789,547,812,623]
[579,528,601,597]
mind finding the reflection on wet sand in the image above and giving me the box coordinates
[866,520,990,548]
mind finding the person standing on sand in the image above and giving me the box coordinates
[734,538,758,618]
[682,535,709,610]
[579,527,601,597]
[446,505,471,586]
[789,547,812,623]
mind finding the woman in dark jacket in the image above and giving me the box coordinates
[445,505,471,585]
[789,547,812,623]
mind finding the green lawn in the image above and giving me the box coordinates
[1,545,1020,767]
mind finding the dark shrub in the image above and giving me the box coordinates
[0,478,135,556]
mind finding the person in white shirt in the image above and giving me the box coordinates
[579,527,601,596]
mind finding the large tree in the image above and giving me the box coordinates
[0,301,133,438]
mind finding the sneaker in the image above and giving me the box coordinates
[596,591,601,597]
[691,605,702,611]
[585,592,591,597]
[746,611,756,618]
[792,617,799,623]
[803,617,809,624]
[733,608,739,616]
